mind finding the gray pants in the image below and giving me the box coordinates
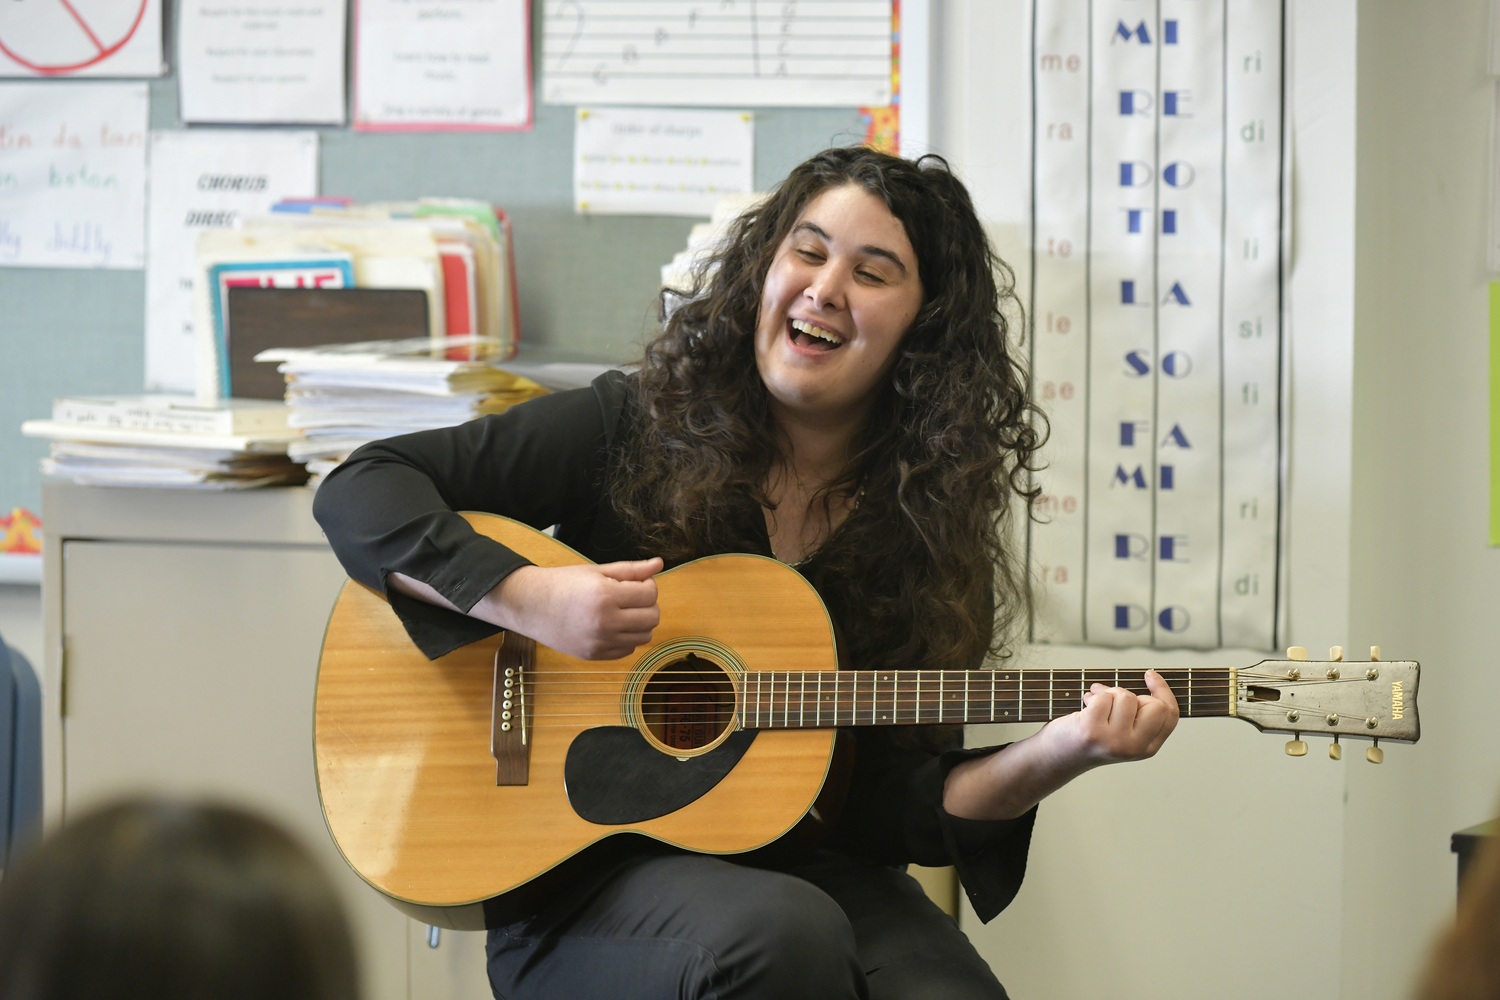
[485,849,1008,1000]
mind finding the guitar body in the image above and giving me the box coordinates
[314,513,839,921]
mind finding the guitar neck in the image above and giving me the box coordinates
[738,667,1235,729]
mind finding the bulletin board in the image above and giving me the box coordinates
[0,2,868,515]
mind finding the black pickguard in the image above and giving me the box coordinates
[563,727,758,825]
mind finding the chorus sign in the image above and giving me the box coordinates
[1028,1,1284,650]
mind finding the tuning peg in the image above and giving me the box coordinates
[1285,736,1308,756]
[1329,645,1344,661]
[1370,646,1381,661]
[1287,646,1308,661]
[1367,739,1383,764]
[1329,736,1342,760]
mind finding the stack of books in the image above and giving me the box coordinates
[255,337,550,482]
[194,197,519,400]
[22,396,307,490]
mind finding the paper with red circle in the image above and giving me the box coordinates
[0,0,162,78]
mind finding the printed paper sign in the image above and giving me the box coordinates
[144,131,319,393]
[177,2,346,125]
[0,82,148,269]
[0,0,163,78]
[574,106,753,217]
[354,0,530,131]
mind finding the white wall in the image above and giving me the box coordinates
[932,2,1365,998]
[1343,2,1500,998]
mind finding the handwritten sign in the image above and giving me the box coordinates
[543,0,892,107]
[0,82,148,269]
[354,0,530,131]
[0,0,164,78]
[178,1,345,124]
[575,106,753,217]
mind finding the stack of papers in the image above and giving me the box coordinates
[660,193,767,295]
[22,395,308,490]
[40,442,307,490]
[195,197,519,398]
[256,337,550,480]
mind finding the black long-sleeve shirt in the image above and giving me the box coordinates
[312,370,1035,922]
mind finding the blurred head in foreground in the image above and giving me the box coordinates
[1414,824,1500,1000]
[0,798,358,1000]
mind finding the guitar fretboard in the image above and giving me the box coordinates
[739,668,1234,728]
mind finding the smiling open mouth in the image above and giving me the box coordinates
[789,318,844,351]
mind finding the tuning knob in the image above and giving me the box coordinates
[1285,737,1308,756]
[1330,645,1344,661]
[1329,736,1342,760]
[1287,646,1308,661]
[1367,739,1384,764]
[1370,646,1381,661]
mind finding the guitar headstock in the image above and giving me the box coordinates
[1235,646,1419,762]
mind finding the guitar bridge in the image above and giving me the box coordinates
[492,633,535,785]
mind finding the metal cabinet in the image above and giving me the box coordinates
[41,483,492,1000]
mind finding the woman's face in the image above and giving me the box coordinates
[754,183,923,427]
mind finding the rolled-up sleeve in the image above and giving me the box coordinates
[830,730,1036,923]
[312,376,617,659]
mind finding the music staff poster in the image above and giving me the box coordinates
[1027,1,1284,650]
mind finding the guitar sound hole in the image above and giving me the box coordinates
[642,653,734,751]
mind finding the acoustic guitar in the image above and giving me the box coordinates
[313,514,1421,928]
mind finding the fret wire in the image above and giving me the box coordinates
[989,669,996,722]
[781,671,789,729]
[800,671,806,728]
[916,671,922,725]
[963,671,969,724]
[1188,665,1194,717]
[939,671,945,725]
[1048,669,1054,723]
[815,671,822,728]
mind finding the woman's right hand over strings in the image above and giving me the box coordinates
[474,559,664,660]
[388,558,663,661]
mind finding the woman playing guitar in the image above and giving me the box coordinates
[314,147,1179,1000]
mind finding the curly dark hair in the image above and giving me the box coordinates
[611,146,1043,674]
